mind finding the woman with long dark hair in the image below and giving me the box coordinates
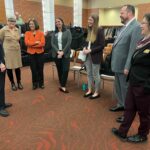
[51,17,72,93]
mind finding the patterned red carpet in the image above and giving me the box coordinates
[0,63,149,150]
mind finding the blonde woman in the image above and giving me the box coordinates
[83,14,105,99]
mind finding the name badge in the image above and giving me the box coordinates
[143,49,150,54]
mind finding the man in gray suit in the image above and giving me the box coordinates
[110,5,142,114]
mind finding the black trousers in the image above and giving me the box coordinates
[30,53,44,86]
[119,84,150,137]
[55,57,70,87]
[0,71,5,109]
[7,68,21,83]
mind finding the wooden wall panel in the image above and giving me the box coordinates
[55,5,73,26]
[82,8,99,27]
[0,0,6,23]
[13,0,43,29]
[137,3,150,21]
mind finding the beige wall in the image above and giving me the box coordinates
[88,0,150,8]
[55,0,88,8]
[99,7,138,26]
[55,0,73,7]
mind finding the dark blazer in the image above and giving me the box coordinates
[0,41,5,109]
[128,42,150,92]
[51,29,72,58]
[0,42,4,64]
[85,27,105,64]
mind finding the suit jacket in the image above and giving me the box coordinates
[84,27,105,64]
[0,42,4,64]
[0,41,5,108]
[128,41,150,92]
[111,19,142,73]
[51,29,72,58]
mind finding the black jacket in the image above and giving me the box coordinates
[128,42,150,93]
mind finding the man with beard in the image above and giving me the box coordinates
[110,5,142,122]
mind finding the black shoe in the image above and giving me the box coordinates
[89,94,100,99]
[112,128,126,141]
[59,87,69,93]
[109,106,124,112]
[11,83,17,91]
[4,103,12,109]
[83,92,93,97]
[18,82,23,90]
[32,83,38,90]
[127,134,147,143]
[116,115,124,123]
[39,84,45,89]
[0,109,9,117]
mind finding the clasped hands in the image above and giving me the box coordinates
[30,41,41,48]
[57,50,64,59]
[35,41,41,44]
[83,47,91,55]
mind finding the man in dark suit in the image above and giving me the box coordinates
[110,5,142,115]
[0,41,12,117]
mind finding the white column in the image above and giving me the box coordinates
[42,0,55,32]
[4,0,15,17]
[73,0,82,27]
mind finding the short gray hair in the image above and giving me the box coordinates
[7,16,16,22]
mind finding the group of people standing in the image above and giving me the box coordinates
[0,12,105,116]
[0,3,150,144]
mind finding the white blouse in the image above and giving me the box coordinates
[58,32,62,50]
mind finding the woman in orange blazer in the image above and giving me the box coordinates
[25,19,45,90]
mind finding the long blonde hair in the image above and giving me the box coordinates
[86,14,99,43]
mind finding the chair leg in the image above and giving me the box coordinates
[73,71,75,80]
[77,71,80,87]
[101,79,104,89]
